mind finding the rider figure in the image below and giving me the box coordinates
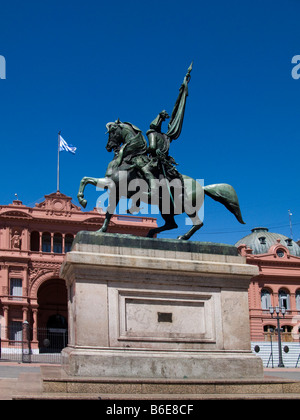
[146,110,182,182]
[125,110,183,201]
[106,63,193,200]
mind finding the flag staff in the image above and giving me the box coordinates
[57,132,76,192]
[288,209,293,239]
[57,131,61,192]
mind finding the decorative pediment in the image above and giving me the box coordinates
[35,191,81,215]
[256,252,300,263]
[0,210,33,219]
[246,248,300,266]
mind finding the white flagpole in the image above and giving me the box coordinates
[57,131,61,192]
[288,209,293,239]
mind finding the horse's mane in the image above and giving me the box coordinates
[119,122,147,159]
[122,122,142,136]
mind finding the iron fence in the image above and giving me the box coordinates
[0,324,67,364]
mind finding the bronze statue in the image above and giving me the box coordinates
[77,64,245,240]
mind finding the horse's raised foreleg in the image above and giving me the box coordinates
[78,177,98,208]
[78,176,113,209]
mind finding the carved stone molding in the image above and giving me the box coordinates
[28,262,61,287]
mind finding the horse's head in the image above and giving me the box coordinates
[105,119,123,152]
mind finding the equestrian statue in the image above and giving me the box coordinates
[77,63,245,240]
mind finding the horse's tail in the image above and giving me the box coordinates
[203,183,246,224]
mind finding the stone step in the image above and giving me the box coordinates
[42,378,300,396]
[12,392,300,400]
[38,366,300,397]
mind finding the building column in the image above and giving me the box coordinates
[39,232,42,252]
[32,308,38,342]
[51,233,54,253]
[1,264,9,297]
[22,228,29,251]
[62,233,65,254]
[23,267,29,298]
[290,292,297,312]
[3,306,9,339]
[22,307,28,323]
[273,291,278,307]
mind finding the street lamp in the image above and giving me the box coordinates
[269,306,285,367]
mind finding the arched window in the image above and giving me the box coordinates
[276,248,286,258]
[296,290,300,311]
[65,234,74,253]
[264,325,275,333]
[42,233,51,253]
[261,288,271,310]
[282,325,293,342]
[53,233,62,254]
[279,289,290,310]
[30,231,40,252]
[263,325,275,342]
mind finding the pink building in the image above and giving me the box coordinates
[236,227,300,366]
[0,191,157,355]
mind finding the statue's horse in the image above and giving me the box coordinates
[77,122,245,240]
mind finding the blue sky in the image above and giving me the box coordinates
[1,0,300,244]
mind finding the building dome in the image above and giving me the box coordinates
[235,227,300,256]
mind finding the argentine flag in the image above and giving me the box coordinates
[59,134,77,154]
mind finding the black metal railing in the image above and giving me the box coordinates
[0,324,67,364]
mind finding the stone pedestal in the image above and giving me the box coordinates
[60,233,263,379]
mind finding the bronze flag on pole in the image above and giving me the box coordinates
[166,61,193,141]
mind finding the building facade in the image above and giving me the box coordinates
[236,228,300,367]
[0,191,157,354]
